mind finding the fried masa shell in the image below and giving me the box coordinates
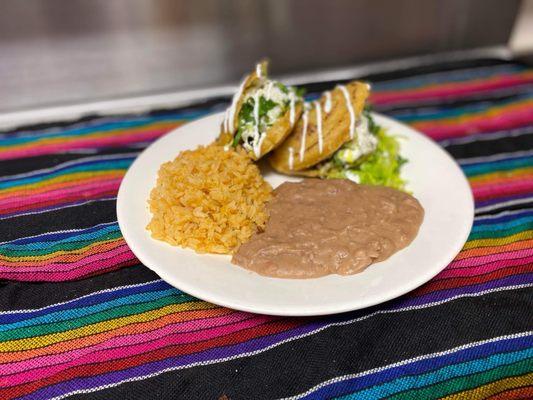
[218,61,265,143]
[269,81,370,173]
[217,60,302,160]
[251,103,303,160]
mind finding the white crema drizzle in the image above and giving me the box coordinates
[289,93,296,127]
[223,108,230,133]
[288,147,294,170]
[265,81,274,97]
[338,85,356,139]
[324,91,332,113]
[224,77,249,134]
[252,91,262,158]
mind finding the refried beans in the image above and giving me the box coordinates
[232,179,424,278]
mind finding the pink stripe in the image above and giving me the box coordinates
[448,248,533,268]
[414,106,533,141]
[0,245,133,273]
[0,129,167,161]
[0,249,136,281]
[472,179,533,200]
[0,172,123,202]
[441,250,533,275]
[0,259,134,281]
[0,312,248,383]
[0,179,122,209]
[371,74,533,105]
[0,314,271,387]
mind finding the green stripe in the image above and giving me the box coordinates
[0,294,194,341]
[468,223,532,241]
[472,215,533,233]
[387,357,533,400]
[463,158,533,177]
[0,230,124,257]
[0,160,131,190]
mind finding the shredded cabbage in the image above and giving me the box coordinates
[319,116,407,190]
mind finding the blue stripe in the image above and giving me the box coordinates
[0,159,134,189]
[0,288,185,332]
[0,109,218,145]
[0,280,176,324]
[0,225,120,251]
[471,214,533,233]
[0,154,137,184]
[462,154,533,171]
[3,223,119,246]
[390,93,533,123]
[371,65,525,91]
[303,335,533,400]
[464,156,533,176]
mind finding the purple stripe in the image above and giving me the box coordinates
[304,334,533,399]
[475,192,533,209]
[20,321,322,400]
[0,196,117,220]
[390,273,533,309]
[18,277,533,399]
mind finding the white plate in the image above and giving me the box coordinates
[117,112,474,316]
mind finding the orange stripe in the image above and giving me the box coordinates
[441,373,533,399]
[412,99,533,130]
[0,121,180,153]
[486,385,533,399]
[468,169,533,185]
[0,306,230,363]
[0,239,126,264]
[0,172,125,200]
[455,239,533,260]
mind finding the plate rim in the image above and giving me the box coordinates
[117,111,474,316]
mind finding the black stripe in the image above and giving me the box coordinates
[445,132,533,159]
[70,286,533,400]
[476,200,533,217]
[0,199,118,242]
[0,264,158,310]
[0,147,140,177]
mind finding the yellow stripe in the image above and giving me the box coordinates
[412,99,533,127]
[468,168,533,184]
[463,230,533,250]
[0,238,124,263]
[0,170,125,195]
[440,372,533,399]
[0,301,216,352]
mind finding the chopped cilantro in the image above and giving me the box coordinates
[276,82,289,94]
[232,128,243,147]
[294,87,306,98]
[259,96,277,117]
[239,101,254,124]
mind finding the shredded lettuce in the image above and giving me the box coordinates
[320,118,407,190]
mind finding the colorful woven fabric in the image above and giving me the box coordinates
[0,59,532,399]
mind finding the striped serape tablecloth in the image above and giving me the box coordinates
[0,59,532,399]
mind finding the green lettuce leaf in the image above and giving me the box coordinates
[322,123,407,190]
